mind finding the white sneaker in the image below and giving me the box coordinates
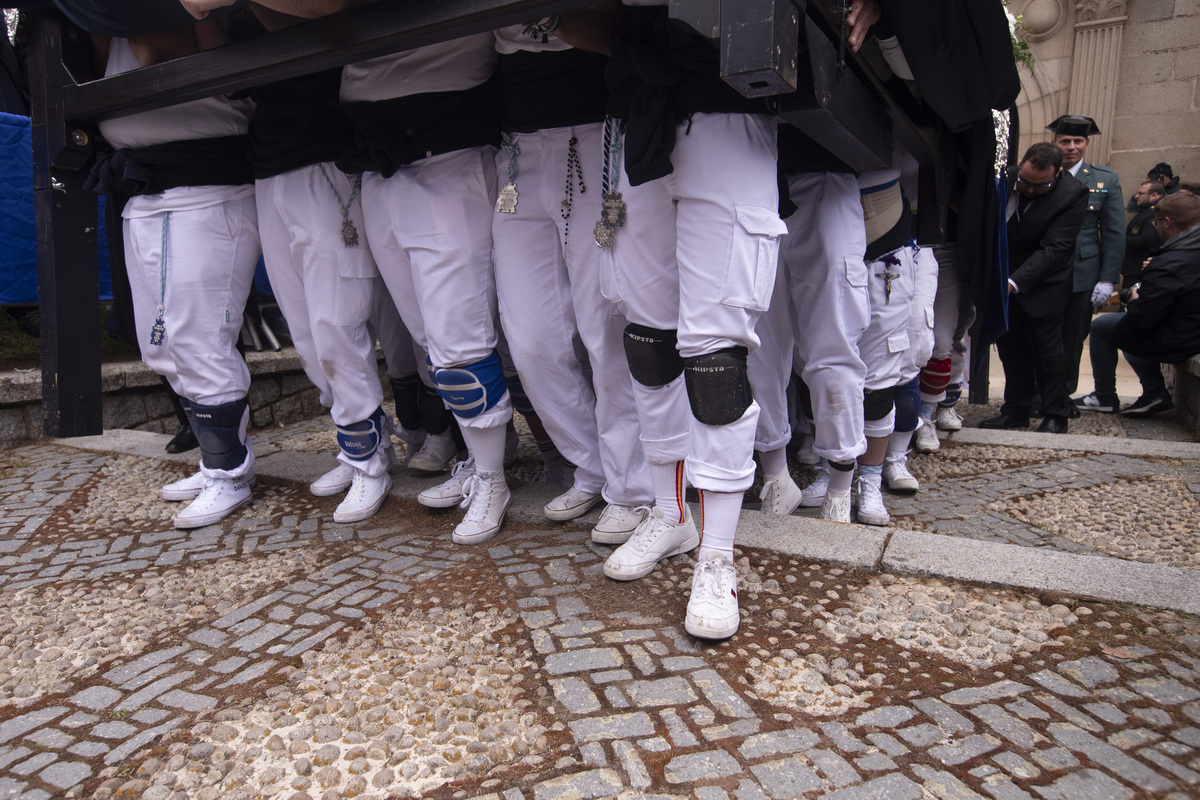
[408,430,457,474]
[799,465,829,508]
[794,434,820,466]
[604,505,699,581]
[309,463,353,497]
[935,404,963,431]
[162,470,206,502]
[855,473,890,526]
[333,468,392,524]
[759,470,803,516]
[882,452,919,493]
[544,486,603,521]
[395,426,427,468]
[453,469,511,545]
[591,504,650,545]
[685,550,740,640]
[912,418,941,453]
[418,457,475,508]
[821,487,851,523]
[173,463,253,530]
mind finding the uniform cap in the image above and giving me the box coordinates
[1046,114,1100,137]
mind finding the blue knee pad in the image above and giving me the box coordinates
[893,377,920,433]
[337,406,386,462]
[429,351,507,419]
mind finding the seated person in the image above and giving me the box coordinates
[1076,192,1200,417]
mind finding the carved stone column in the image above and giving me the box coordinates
[1068,0,1128,163]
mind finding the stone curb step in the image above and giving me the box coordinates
[55,428,1200,618]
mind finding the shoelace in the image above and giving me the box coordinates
[693,559,732,600]
[624,507,663,554]
[460,473,495,517]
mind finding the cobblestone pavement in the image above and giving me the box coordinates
[1,416,1200,800]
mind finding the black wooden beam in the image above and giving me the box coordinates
[62,0,595,123]
[28,13,101,438]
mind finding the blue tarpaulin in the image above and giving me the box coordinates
[0,111,111,304]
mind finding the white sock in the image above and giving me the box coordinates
[759,448,788,479]
[828,461,854,494]
[698,489,741,558]
[888,430,914,456]
[651,460,686,524]
[459,422,507,474]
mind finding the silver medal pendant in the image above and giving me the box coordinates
[594,191,627,249]
[497,182,519,214]
[341,218,359,248]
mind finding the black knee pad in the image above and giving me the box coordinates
[684,347,752,426]
[863,386,896,421]
[506,370,537,418]
[418,383,452,436]
[389,374,422,432]
[624,324,684,387]
[191,398,249,471]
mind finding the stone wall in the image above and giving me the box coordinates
[1013,0,1198,194]
[0,349,336,449]
[1171,356,1200,436]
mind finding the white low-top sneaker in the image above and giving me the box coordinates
[418,457,475,508]
[333,468,392,524]
[759,469,803,516]
[604,506,699,581]
[162,470,207,502]
[591,504,649,545]
[855,473,891,526]
[935,404,964,430]
[912,417,941,453]
[820,487,851,523]
[882,452,920,493]
[453,469,511,545]
[799,465,829,508]
[685,550,740,640]
[408,430,457,474]
[544,486,603,521]
[173,471,252,529]
[309,463,354,497]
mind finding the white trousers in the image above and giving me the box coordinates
[257,164,383,425]
[124,189,260,406]
[493,123,650,504]
[781,172,870,463]
[362,147,511,430]
[749,252,794,453]
[861,247,917,394]
[900,247,939,384]
[930,243,975,393]
[603,113,784,492]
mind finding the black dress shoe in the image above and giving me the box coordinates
[1066,403,1081,419]
[1035,415,1068,434]
[979,413,1030,429]
[165,424,199,453]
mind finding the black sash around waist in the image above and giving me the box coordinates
[335,73,502,178]
[249,69,354,179]
[500,49,609,133]
[84,135,253,196]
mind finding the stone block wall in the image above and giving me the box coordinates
[1109,0,1199,192]
[0,349,350,449]
[1170,356,1200,438]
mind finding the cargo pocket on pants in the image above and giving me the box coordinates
[721,203,788,311]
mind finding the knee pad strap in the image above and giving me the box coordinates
[430,351,507,419]
[624,324,684,387]
[684,347,752,426]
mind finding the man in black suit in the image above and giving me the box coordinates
[980,143,1088,433]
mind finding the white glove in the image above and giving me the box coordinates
[1091,281,1114,308]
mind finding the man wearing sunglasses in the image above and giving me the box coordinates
[980,142,1088,433]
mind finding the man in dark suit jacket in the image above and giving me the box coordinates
[1119,180,1164,287]
[980,143,1088,433]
